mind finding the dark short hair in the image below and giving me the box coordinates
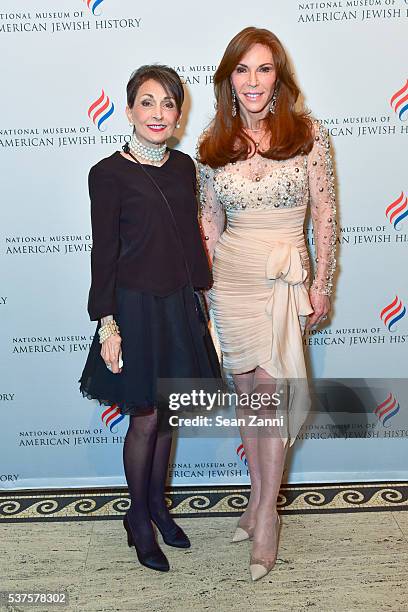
[126,64,184,113]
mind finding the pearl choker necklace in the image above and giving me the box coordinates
[129,132,167,164]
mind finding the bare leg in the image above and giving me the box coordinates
[233,370,260,536]
[250,366,288,573]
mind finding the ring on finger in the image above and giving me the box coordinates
[106,363,112,371]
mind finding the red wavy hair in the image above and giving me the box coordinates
[198,27,314,168]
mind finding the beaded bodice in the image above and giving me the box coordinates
[212,154,309,212]
[197,120,337,296]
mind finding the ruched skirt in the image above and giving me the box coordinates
[209,206,314,445]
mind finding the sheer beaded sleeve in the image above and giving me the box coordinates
[197,162,225,262]
[307,120,337,296]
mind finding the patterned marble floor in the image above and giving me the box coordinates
[1,512,407,612]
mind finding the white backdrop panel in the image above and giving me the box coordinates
[1,0,407,489]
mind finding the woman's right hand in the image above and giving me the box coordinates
[101,334,122,374]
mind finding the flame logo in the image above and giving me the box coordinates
[390,80,408,121]
[101,404,125,433]
[374,393,400,427]
[88,90,114,131]
[380,296,406,331]
[386,192,408,231]
[84,0,105,15]
[236,443,247,465]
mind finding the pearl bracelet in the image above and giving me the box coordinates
[98,319,120,344]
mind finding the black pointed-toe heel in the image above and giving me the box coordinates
[151,518,191,549]
[123,515,170,572]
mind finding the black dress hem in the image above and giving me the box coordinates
[79,284,221,416]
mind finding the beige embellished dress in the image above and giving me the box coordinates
[198,120,337,445]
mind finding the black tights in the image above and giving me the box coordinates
[123,408,177,552]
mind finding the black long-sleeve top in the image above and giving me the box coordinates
[87,150,212,321]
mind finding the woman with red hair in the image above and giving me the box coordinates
[198,27,337,581]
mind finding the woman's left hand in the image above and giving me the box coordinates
[306,290,331,330]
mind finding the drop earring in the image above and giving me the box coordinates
[176,122,181,129]
[269,83,279,114]
[231,88,237,118]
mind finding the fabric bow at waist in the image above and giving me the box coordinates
[265,242,313,378]
[266,242,308,286]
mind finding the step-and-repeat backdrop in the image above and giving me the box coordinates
[1,0,407,490]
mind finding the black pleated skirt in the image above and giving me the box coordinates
[79,285,221,415]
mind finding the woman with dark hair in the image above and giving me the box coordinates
[198,27,337,580]
[80,65,219,572]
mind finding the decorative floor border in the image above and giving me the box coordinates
[1,482,407,522]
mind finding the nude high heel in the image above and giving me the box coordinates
[231,523,255,543]
[249,514,281,581]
